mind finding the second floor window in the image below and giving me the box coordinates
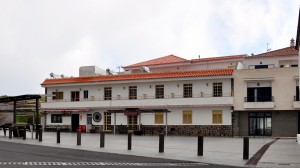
[129,86,137,99]
[183,84,193,98]
[213,83,223,97]
[71,91,80,101]
[84,90,88,99]
[155,85,164,99]
[247,87,272,102]
[104,87,112,100]
[52,92,63,100]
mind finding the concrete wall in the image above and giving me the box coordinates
[234,67,298,111]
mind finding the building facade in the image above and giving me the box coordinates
[233,45,300,137]
[41,58,237,136]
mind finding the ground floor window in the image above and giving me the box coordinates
[51,114,62,123]
[128,116,138,130]
[212,110,223,124]
[183,110,192,124]
[249,112,272,136]
[104,112,111,131]
[154,113,164,124]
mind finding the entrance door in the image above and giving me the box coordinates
[128,116,138,130]
[86,114,92,132]
[249,112,272,136]
[104,112,111,131]
[71,114,79,132]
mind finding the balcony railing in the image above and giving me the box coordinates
[244,96,274,102]
[46,92,233,103]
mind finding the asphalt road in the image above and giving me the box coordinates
[0,141,242,168]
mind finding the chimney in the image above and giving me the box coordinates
[290,38,295,47]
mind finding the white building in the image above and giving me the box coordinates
[41,55,240,136]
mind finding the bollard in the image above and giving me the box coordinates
[77,129,81,146]
[159,133,164,153]
[57,129,60,143]
[128,132,132,150]
[100,131,105,148]
[36,127,39,140]
[3,127,6,136]
[23,127,26,140]
[198,135,203,156]
[9,126,12,139]
[243,137,249,160]
[38,128,42,142]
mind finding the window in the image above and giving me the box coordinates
[247,87,272,102]
[51,114,62,123]
[213,83,222,97]
[52,92,63,100]
[84,90,88,99]
[71,91,80,101]
[183,110,192,124]
[291,64,298,67]
[87,114,92,124]
[155,85,164,99]
[255,65,268,69]
[104,87,112,100]
[129,86,137,99]
[212,110,223,124]
[155,113,164,124]
[296,86,299,101]
[183,84,193,98]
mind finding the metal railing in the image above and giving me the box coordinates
[46,92,233,103]
[244,96,274,102]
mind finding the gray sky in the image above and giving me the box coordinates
[0,0,299,96]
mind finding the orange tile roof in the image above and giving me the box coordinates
[41,69,233,85]
[191,55,246,63]
[248,46,298,58]
[122,55,188,68]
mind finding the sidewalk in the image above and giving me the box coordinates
[0,131,298,168]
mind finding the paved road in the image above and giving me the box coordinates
[0,141,242,168]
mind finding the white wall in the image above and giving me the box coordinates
[46,78,233,102]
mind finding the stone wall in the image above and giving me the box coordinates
[113,125,233,136]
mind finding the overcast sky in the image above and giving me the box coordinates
[0,0,299,96]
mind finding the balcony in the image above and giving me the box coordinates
[41,93,233,110]
[244,96,275,109]
[293,96,300,108]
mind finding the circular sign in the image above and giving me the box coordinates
[93,112,102,122]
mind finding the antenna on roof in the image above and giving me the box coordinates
[267,43,271,52]
[116,65,122,73]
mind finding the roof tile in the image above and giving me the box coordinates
[248,46,298,58]
[41,69,233,85]
[122,55,188,68]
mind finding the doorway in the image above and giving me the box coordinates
[71,114,79,132]
[249,112,272,136]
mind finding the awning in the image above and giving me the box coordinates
[41,108,89,112]
[124,112,139,116]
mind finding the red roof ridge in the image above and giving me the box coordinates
[41,69,233,85]
[122,54,188,68]
[249,46,298,58]
[191,54,246,63]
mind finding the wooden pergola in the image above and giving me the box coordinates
[0,95,41,137]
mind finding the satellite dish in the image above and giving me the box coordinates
[50,72,60,79]
[140,66,150,73]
